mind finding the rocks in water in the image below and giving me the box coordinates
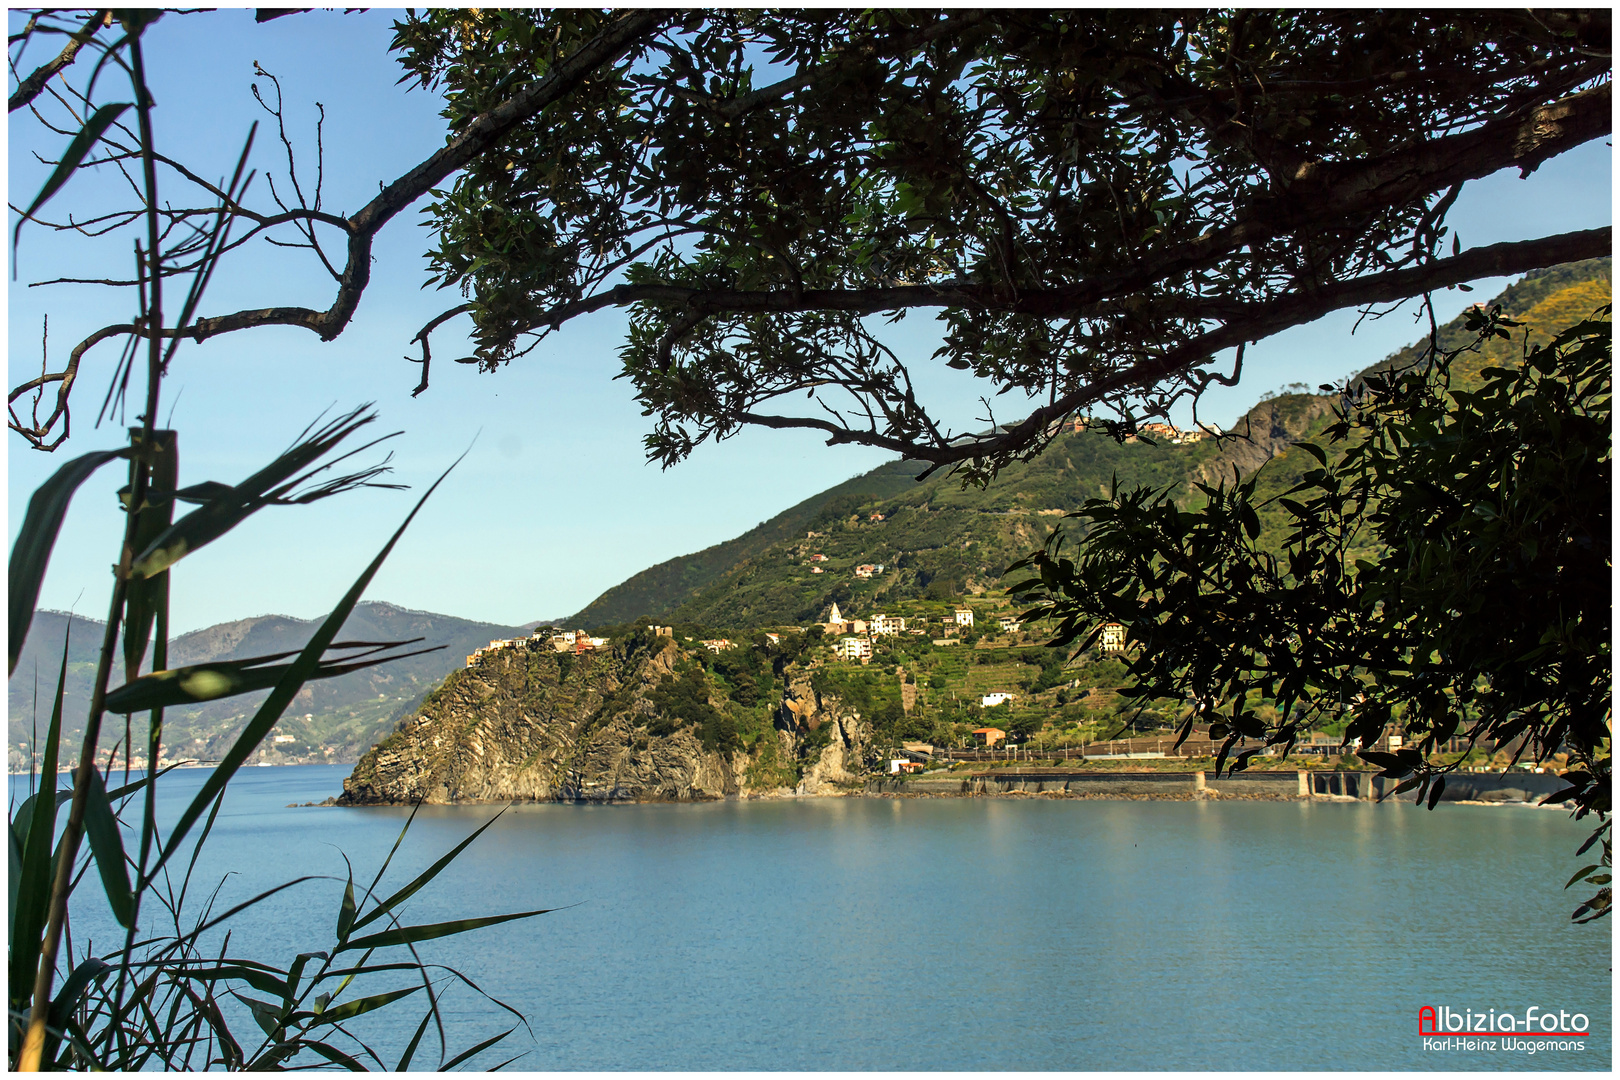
[336,635,872,806]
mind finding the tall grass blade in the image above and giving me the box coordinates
[336,876,357,942]
[122,428,177,679]
[82,767,135,926]
[359,800,422,912]
[338,909,552,954]
[12,102,131,251]
[9,624,70,1005]
[348,807,509,934]
[47,958,110,1035]
[302,1039,367,1071]
[154,448,463,875]
[105,643,443,714]
[8,448,129,674]
[397,1011,432,1071]
[442,1026,516,1070]
[128,405,398,580]
[170,965,290,1000]
[306,985,420,1026]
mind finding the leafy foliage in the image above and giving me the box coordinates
[387,9,1609,477]
[1011,306,1611,915]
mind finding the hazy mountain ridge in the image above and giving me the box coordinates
[8,603,527,768]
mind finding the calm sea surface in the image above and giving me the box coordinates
[11,764,1612,1071]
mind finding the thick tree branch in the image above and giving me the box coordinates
[918,227,1614,468]
[170,8,670,346]
[8,9,107,113]
[521,84,1612,332]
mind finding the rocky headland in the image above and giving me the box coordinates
[336,634,873,805]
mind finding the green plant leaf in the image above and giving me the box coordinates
[82,767,135,927]
[306,985,421,1026]
[336,875,357,943]
[122,429,178,680]
[173,964,291,999]
[153,447,463,878]
[349,807,509,933]
[337,909,552,954]
[397,1012,432,1072]
[9,623,70,1002]
[47,958,110,1036]
[1564,863,1601,889]
[13,102,132,250]
[8,448,130,675]
[302,1039,368,1071]
[442,1026,517,1070]
[128,405,398,580]
[105,642,442,714]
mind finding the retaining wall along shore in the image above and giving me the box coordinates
[865,769,1574,802]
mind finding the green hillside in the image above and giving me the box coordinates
[575,258,1611,632]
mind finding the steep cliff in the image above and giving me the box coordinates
[337,635,875,805]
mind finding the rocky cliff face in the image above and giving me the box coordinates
[338,636,874,805]
[1192,393,1337,487]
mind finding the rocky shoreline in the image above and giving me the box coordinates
[324,636,1576,811]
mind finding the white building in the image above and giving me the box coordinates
[998,616,1022,633]
[836,636,873,661]
[1098,622,1127,653]
[981,692,1015,707]
[870,614,906,636]
[954,608,975,628]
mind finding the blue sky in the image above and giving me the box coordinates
[7,9,1613,635]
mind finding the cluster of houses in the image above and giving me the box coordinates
[1066,416,1219,444]
[465,628,610,667]
[1124,421,1218,445]
[462,609,1126,670]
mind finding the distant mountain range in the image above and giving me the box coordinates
[10,258,1607,768]
[8,603,527,768]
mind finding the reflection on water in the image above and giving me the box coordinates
[13,764,1611,1071]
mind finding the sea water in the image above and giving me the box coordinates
[11,764,1611,1070]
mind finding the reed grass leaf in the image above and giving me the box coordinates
[337,876,357,942]
[13,102,131,252]
[9,626,70,1003]
[123,428,177,679]
[129,405,398,580]
[83,767,135,926]
[338,909,552,954]
[8,447,129,674]
[306,985,420,1026]
[397,1012,432,1071]
[348,807,508,934]
[173,965,290,1000]
[47,958,110,1035]
[14,763,187,847]
[286,950,328,1001]
[230,991,287,1038]
[105,644,444,714]
[154,446,463,878]
[442,1026,516,1070]
[301,1039,368,1071]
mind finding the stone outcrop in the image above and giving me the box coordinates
[1192,393,1337,487]
[337,637,873,805]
